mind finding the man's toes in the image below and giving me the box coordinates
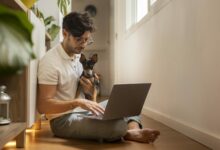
[148,131,160,143]
[154,130,160,136]
[151,130,160,138]
[147,137,156,143]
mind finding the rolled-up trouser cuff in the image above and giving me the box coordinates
[125,116,143,129]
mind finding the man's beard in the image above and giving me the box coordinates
[68,45,84,54]
[73,47,84,54]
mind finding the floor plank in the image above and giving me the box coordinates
[3,115,211,150]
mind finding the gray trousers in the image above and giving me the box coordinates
[50,100,142,141]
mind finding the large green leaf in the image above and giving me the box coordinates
[57,0,70,16]
[47,24,60,41]
[44,16,55,26]
[0,4,35,75]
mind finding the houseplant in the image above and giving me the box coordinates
[30,0,71,40]
[0,5,35,75]
[33,7,60,41]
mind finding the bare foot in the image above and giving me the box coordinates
[123,128,160,143]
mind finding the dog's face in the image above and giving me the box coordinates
[80,53,98,77]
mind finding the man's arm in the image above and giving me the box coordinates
[37,84,77,114]
[37,84,104,115]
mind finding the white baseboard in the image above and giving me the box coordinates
[142,107,220,150]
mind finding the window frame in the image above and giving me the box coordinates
[125,0,172,37]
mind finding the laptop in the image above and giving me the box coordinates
[82,83,151,120]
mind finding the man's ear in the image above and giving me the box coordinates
[62,29,68,38]
[80,53,87,63]
[91,54,98,63]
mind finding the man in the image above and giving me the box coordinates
[37,12,160,143]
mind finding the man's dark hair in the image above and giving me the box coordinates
[62,12,95,37]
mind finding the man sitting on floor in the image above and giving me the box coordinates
[37,11,160,143]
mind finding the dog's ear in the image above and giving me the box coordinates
[91,54,98,63]
[80,53,87,63]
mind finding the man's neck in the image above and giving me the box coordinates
[61,42,75,57]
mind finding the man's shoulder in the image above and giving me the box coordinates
[39,44,62,68]
[41,44,61,61]
[46,44,61,55]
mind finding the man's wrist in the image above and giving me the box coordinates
[71,99,81,109]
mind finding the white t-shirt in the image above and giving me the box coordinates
[38,43,84,119]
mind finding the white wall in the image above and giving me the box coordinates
[113,0,220,149]
[27,11,46,127]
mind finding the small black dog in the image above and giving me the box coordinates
[76,53,100,102]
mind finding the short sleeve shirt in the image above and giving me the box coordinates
[38,44,83,101]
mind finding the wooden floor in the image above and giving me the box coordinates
[3,115,211,150]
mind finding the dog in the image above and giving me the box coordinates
[76,53,100,102]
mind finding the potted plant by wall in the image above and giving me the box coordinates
[44,16,60,41]
[32,0,71,41]
[29,0,71,41]
[31,7,60,41]
[0,4,35,75]
[21,0,71,42]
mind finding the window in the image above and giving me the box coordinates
[126,0,149,30]
[137,0,148,22]
[125,0,170,32]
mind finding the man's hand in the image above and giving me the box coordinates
[79,76,95,97]
[75,98,104,116]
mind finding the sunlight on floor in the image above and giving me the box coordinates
[4,141,16,148]
[4,128,39,149]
